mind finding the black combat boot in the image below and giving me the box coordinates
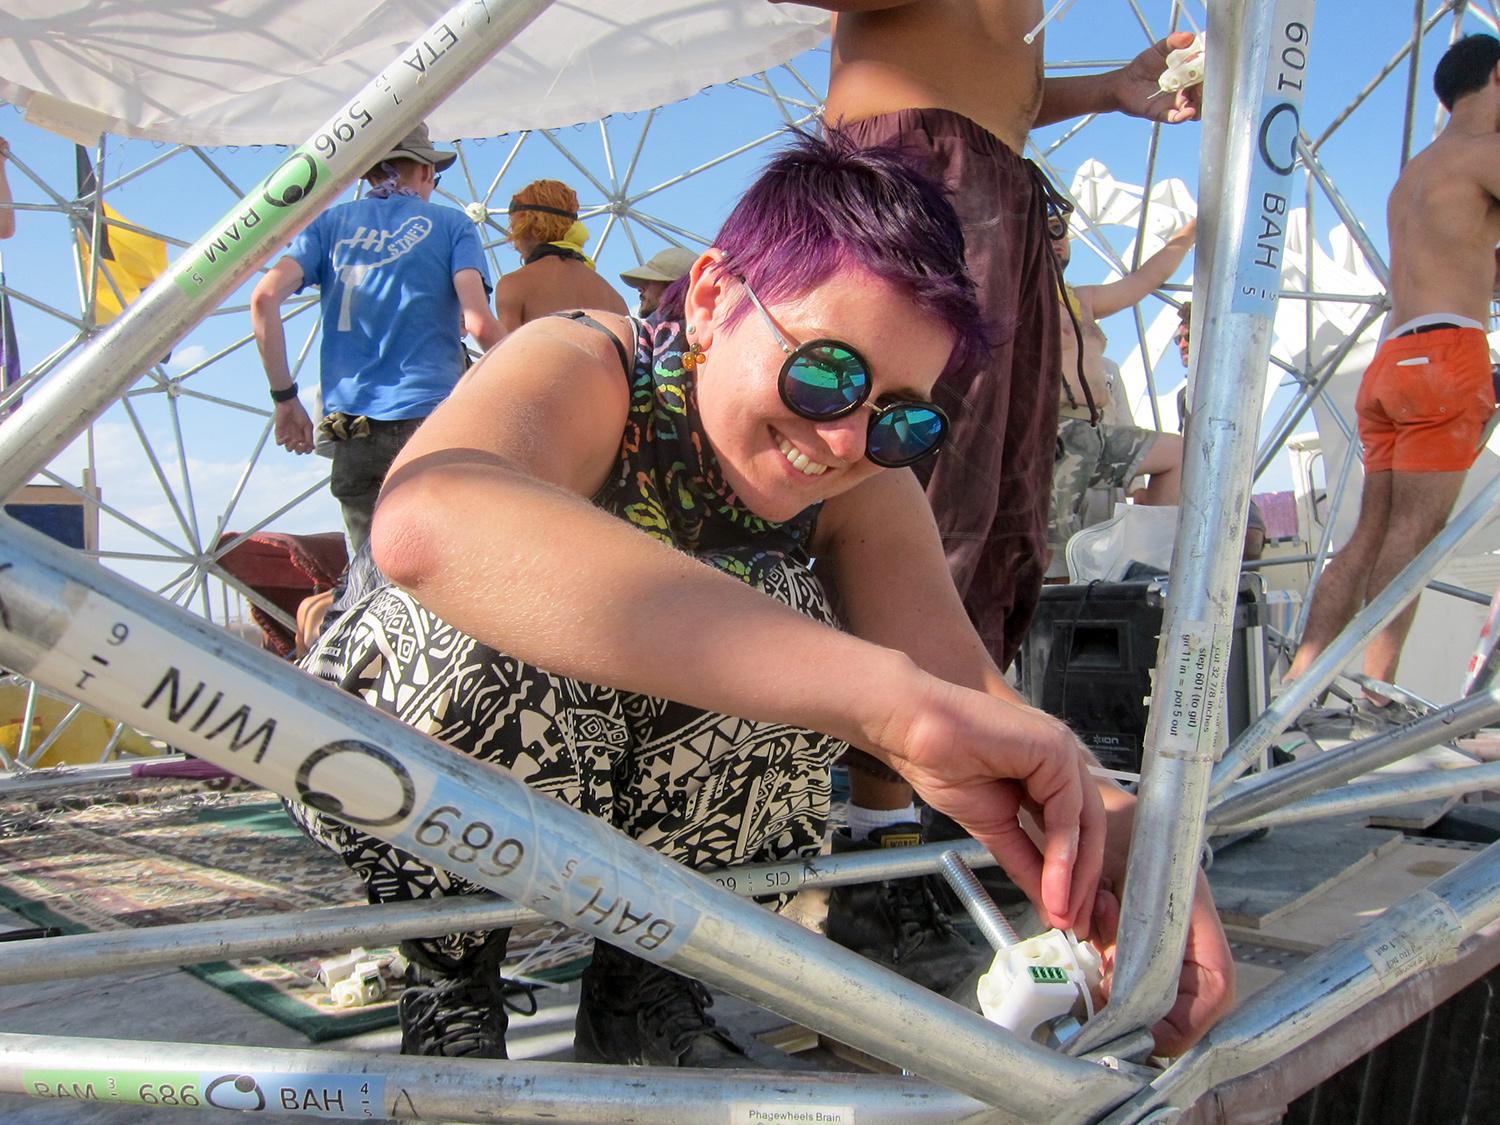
[397,929,532,1058]
[824,823,987,994]
[573,939,753,1067]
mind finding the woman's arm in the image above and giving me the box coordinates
[815,469,1103,922]
[455,268,505,351]
[372,318,1100,926]
[818,470,1234,1050]
[0,139,15,241]
[1082,217,1197,321]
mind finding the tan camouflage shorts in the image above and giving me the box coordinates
[1048,416,1160,555]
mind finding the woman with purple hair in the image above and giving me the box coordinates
[292,131,1232,1067]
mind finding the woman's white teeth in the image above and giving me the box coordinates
[778,437,828,476]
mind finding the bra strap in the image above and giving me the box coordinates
[550,310,632,379]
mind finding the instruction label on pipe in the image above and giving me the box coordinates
[1363,890,1463,988]
[1155,620,1231,763]
[1231,0,1315,317]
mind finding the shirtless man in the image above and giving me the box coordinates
[1285,34,1500,721]
[1047,215,1194,577]
[771,0,1212,1008]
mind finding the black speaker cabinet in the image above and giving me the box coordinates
[1018,577,1265,774]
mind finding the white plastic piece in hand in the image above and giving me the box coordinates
[1158,32,1207,94]
[976,928,1104,1043]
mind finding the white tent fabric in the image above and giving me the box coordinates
[0,1,831,147]
[1068,159,1197,428]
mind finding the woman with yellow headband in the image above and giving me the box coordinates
[493,179,627,334]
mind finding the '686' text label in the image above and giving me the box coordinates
[25,1069,383,1119]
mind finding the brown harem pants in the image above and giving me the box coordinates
[841,108,1065,672]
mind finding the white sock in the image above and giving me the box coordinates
[846,803,919,842]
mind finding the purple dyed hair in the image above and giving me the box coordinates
[658,129,989,378]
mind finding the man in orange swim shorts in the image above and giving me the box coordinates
[1286,34,1500,720]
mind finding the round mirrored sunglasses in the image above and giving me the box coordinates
[740,282,948,468]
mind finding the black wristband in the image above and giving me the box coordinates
[270,383,299,403]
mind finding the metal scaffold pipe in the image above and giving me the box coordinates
[1208,685,1500,830]
[1212,759,1500,833]
[0,1033,1000,1125]
[1097,843,1500,1124]
[0,840,998,986]
[1069,0,1317,1058]
[0,515,1141,1122]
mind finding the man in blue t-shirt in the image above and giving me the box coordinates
[252,122,503,551]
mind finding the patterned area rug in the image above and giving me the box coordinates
[0,786,588,1040]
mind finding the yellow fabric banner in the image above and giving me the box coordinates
[76,202,168,323]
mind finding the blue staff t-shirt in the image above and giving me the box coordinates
[287,196,489,420]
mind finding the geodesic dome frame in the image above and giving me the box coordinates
[3,3,1500,1123]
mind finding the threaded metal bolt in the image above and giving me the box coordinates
[937,849,1020,950]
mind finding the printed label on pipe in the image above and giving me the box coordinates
[1230,0,1315,316]
[1154,619,1230,763]
[31,590,440,829]
[174,12,473,296]
[731,1105,855,1125]
[391,772,694,958]
[27,588,696,960]
[1363,890,1464,988]
[177,152,329,294]
[23,1069,384,1118]
[707,859,807,897]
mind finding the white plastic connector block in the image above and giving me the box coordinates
[330,961,386,1009]
[976,929,1104,1043]
[1158,32,1206,94]
[317,947,370,989]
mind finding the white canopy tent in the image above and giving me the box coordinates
[0,1,830,146]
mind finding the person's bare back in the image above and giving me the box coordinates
[1386,127,1500,327]
[493,255,628,335]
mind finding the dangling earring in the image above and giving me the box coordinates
[682,324,706,370]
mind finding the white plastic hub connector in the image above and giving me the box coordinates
[330,960,386,1008]
[1158,33,1206,94]
[317,946,370,989]
[975,929,1104,1042]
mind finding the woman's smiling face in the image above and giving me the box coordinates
[683,253,955,524]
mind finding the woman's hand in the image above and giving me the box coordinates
[1089,793,1237,1057]
[874,673,1106,932]
[1091,870,1236,1056]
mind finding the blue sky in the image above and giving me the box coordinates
[0,0,1476,596]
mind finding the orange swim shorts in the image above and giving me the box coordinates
[1356,326,1495,474]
